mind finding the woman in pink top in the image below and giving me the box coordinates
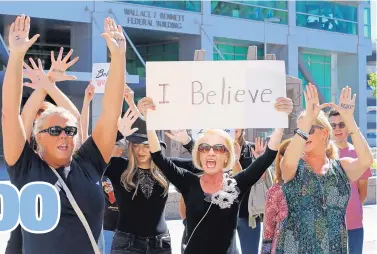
[261,139,291,254]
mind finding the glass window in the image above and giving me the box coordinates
[364,8,371,38]
[123,1,201,12]
[296,1,358,35]
[211,1,288,24]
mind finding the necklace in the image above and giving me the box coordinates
[314,159,331,210]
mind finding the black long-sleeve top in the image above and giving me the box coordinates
[150,147,277,254]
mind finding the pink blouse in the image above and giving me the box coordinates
[263,184,288,254]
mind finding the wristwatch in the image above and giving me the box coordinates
[294,128,308,141]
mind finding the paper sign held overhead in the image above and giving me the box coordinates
[91,63,140,93]
[146,61,288,130]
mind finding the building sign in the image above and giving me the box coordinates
[146,61,288,130]
[124,8,185,30]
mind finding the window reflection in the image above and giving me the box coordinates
[296,1,358,35]
[211,1,288,24]
[123,1,201,12]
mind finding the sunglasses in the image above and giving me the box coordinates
[39,126,77,137]
[330,122,346,129]
[309,125,324,135]
[198,143,228,154]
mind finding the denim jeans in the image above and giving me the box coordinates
[348,228,364,254]
[104,230,115,254]
[237,217,261,254]
[111,230,172,254]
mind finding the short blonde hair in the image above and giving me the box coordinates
[192,129,235,170]
[298,110,338,159]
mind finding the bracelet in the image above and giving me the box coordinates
[294,128,308,141]
[349,128,360,135]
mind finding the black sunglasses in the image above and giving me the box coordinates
[198,143,228,154]
[309,125,324,135]
[330,122,346,129]
[39,126,77,137]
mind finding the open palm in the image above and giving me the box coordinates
[48,47,79,82]
[101,18,126,54]
[23,58,52,89]
[304,83,329,121]
[8,15,40,54]
[165,130,190,144]
[250,137,267,159]
[118,108,139,137]
[328,86,356,119]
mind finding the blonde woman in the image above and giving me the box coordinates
[261,139,290,254]
[276,84,373,253]
[3,15,126,254]
[105,97,199,254]
[142,96,292,253]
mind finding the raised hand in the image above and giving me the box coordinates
[84,83,95,102]
[274,97,293,115]
[23,58,53,89]
[250,137,267,159]
[118,107,139,137]
[303,83,329,121]
[234,140,241,161]
[137,97,156,118]
[165,130,190,145]
[8,14,40,54]
[48,47,79,82]
[101,17,126,54]
[124,85,135,106]
[328,86,356,121]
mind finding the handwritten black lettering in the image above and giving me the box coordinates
[96,69,108,79]
[192,81,204,105]
[261,89,272,102]
[15,35,20,40]
[159,84,169,104]
[52,69,64,74]
[341,103,354,109]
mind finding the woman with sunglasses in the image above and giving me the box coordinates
[142,96,292,253]
[261,139,290,254]
[275,84,373,253]
[3,15,126,254]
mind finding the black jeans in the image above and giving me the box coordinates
[111,230,172,254]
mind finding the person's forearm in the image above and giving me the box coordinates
[46,85,80,119]
[147,130,162,153]
[2,53,25,117]
[267,128,284,151]
[345,117,373,169]
[102,55,125,120]
[80,98,90,142]
[282,117,312,182]
[21,88,47,140]
[232,160,242,175]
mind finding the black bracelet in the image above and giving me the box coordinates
[294,128,308,141]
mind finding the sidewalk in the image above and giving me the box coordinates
[0,205,376,253]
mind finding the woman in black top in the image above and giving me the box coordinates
[141,96,292,253]
[105,103,199,254]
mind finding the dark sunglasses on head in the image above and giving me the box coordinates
[39,126,77,137]
[330,122,346,129]
[198,143,228,154]
[309,125,324,135]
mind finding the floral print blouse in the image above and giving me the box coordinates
[262,184,288,254]
[275,159,350,254]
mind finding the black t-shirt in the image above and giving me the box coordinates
[238,141,255,219]
[6,137,107,254]
[104,155,197,237]
[150,147,277,254]
[102,176,119,231]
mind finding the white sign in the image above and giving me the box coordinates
[146,61,288,130]
[91,63,139,93]
[191,129,235,141]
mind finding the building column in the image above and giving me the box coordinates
[331,53,338,103]
[287,0,298,77]
[91,12,109,132]
[356,47,368,135]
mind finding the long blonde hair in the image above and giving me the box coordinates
[298,110,338,159]
[274,138,292,184]
[120,143,169,199]
[192,129,236,170]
